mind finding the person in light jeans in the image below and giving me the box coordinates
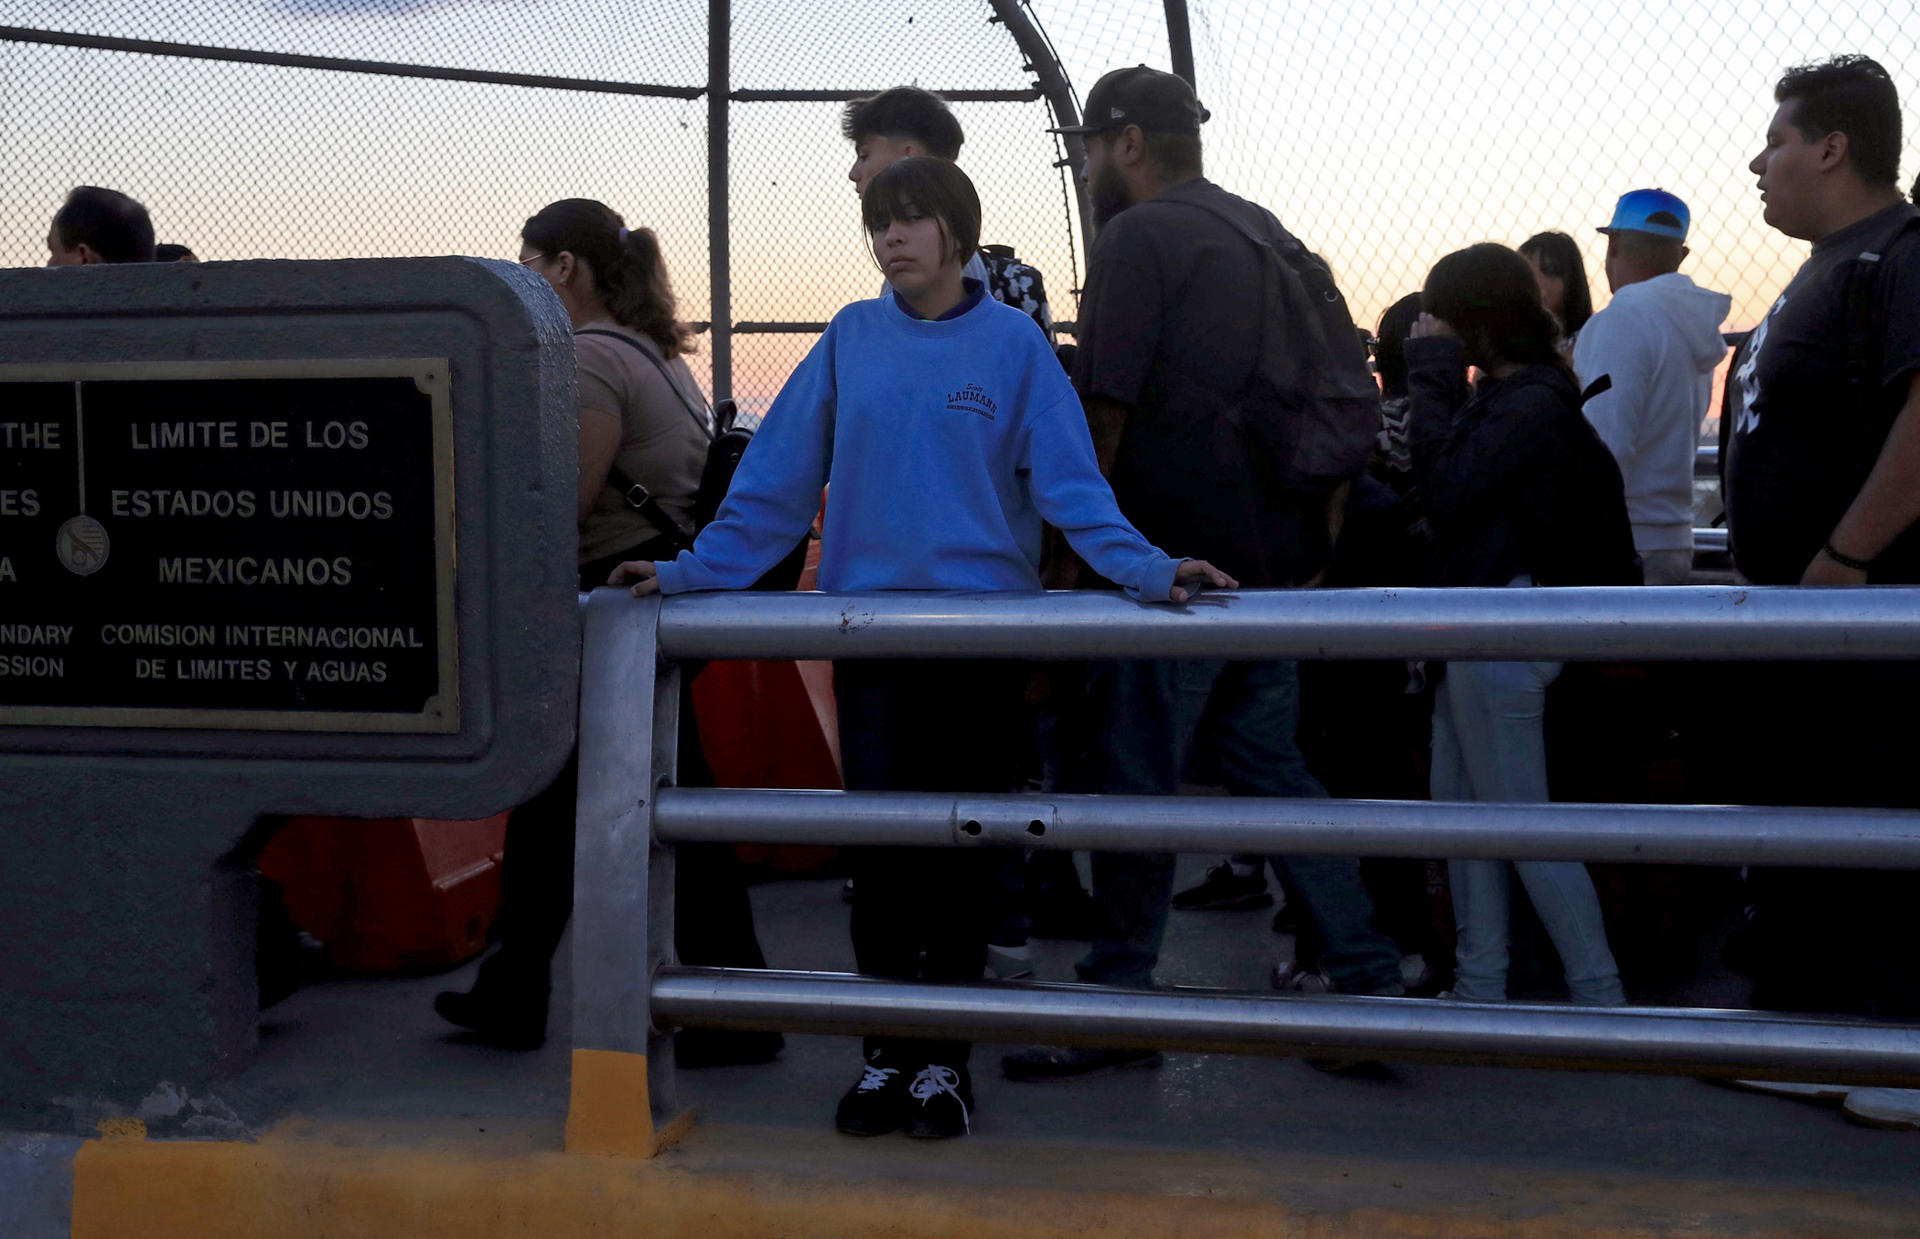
[1430,645,1623,1005]
[1405,242,1636,1008]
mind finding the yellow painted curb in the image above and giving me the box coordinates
[67,1119,1920,1239]
[562,1048,694,1157]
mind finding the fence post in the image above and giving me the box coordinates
[987,0,1095,252]
[564,591,691,1157]
[706,0,732,405]
[1163,0,1196,89]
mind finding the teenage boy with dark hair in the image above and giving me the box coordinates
[843,86,1054,341]
[1721,54,1920,1129]
[46,186,156,265]
[1000,66,1403,1083]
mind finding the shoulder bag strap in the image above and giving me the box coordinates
[575,327,714,438]
[574,327,706,549]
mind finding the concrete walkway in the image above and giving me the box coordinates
[32,857,1920,1237]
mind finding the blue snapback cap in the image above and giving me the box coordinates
[1597,188,1690,241]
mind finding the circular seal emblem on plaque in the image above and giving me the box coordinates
[56,515,111,576]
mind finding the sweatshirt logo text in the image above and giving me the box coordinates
[944,383,998,421]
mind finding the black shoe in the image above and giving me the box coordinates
[1305,1057,1394,1078]
[674,1027,785,1069]
[835,1057,909,1136]
[433,984,548,1051]
[1001,1045,1163,1081]
[1172,863,1273,912]
[904,1063,974,1138]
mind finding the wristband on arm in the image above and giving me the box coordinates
[1822,540,1875,571]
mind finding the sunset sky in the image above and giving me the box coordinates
[3,0,1915,417]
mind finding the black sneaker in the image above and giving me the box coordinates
[1171,862,1273,911]
[433,984,549,1051]
[834,1058,908,1136]
[904,1063,974,1138]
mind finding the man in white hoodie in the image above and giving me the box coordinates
[1572,190,1732,584]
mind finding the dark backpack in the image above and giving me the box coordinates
[575,328,808,591]
[1521,371,1643,587]
[1175,198,1383,494]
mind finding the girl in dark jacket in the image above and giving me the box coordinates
[1406,242,1635,1006]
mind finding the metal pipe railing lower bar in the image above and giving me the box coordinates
[650,585,1920,662]
[654,788,1920,869]
[651,968,1920,1086]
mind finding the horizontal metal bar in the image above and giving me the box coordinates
[732,321,829,334]
[0,25,707,98]
[655,787,1920,868]
[1696,444,1720,474]
[652,968,1920,1086]
[730,88,1042,102]
[1694,528,1728,553]
[649,585,1920,662]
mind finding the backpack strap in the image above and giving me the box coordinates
[1159,195,1327,396]
[1841,206,1920,400]
[1579,374,1613,406]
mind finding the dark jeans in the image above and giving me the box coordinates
[482,677,768,998]
[837,659,1021,1067]
[1724,662,1920,1018]
[1076,659,1402,994]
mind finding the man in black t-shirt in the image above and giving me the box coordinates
[1002,67,1402,1084]
[1721,55,1920,1034]
[1726,59,1920,587]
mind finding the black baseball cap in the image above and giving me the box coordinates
[1049,65,1210,136]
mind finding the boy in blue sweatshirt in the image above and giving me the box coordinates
[613,158,1230,1139]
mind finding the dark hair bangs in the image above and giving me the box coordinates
[860,157,982,263]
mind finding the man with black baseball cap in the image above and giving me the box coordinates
[1003,66,1403,1083]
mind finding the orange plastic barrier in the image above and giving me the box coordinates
[259,814,509,972]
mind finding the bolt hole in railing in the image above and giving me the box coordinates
[569,585,1920,1151]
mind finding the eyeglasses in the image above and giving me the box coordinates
[518,253,545,266]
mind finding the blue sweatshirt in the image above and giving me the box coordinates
[655,292,1181,601]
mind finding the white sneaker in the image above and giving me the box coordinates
[1270,960,1332,993]
[1842,1087,1920,1131]
[1726,1079,1851,1102]
[986,943,1034,981]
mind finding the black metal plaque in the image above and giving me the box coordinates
[0,360,457,732]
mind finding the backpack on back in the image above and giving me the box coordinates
[1176,198,1383,495]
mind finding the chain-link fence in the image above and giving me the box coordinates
[5,1,1917,428]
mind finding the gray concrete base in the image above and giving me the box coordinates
[0,1133,80,1239]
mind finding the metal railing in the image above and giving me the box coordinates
[566,586,1920,1154]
